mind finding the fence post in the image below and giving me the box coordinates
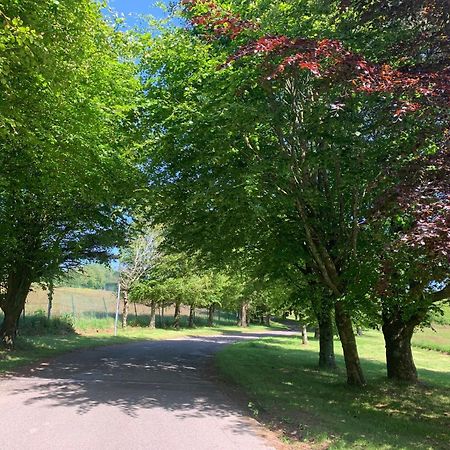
[114,282,121,337]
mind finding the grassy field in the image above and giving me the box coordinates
[411,303,450,353]
[25,286,240,329]
[25,286,146,317]
[413,324,450,353]
[216,330,450,450]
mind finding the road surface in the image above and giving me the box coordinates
[0,331,294,450]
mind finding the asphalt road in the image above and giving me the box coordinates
[0,331,295,450]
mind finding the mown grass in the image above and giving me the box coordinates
[216,330,450,450]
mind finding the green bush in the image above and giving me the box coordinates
[18,311,76,336]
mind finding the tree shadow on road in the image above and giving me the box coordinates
[5,333,293,441]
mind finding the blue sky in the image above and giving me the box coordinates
[107,0,172,28]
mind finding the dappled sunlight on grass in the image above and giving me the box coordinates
[216,332,450,449]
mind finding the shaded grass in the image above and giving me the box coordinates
[216,331,450,450]
[0,334,138,373]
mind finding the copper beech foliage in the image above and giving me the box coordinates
[183,0,449,113]
[183,0,449,259]
[181,0,257,39]
[396,143,450,258]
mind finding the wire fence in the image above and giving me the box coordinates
[23,286,237,327]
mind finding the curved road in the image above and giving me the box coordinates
[0,331,295,450]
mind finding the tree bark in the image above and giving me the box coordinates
[47,280,54,320]
[208,304,215,327]
[334,301,365,386]
[301,324,308,344]
[188,304,195,328]
[173,301,181,329]
[264,314,270,327]
[382,310,419,383]
[318,309,336,370]
[238,301,249,327]
[0,269,32,348]
[121,289,129,328]
[149,300,156,329]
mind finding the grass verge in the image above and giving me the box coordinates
[216,330,450,450]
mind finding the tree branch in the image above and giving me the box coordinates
[430,283,450,303]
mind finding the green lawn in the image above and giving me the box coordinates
[216,330,450,450]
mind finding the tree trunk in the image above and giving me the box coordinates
[173,301,181,329]
[264,315,270,327]
[301,324,308,344]
[238,301,249,327]
[121,289,129,328]
[149,301,156,329]
[334,301,365,386]
[47,280,54,320]
[314,327,320,339]
[208,304,215,327]
[188,304,195,328]
[318,309,336,370]
[0,269,32,348]
[382,310,419,383]
[161,304,165,328]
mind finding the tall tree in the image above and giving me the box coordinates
[119,229,160,328]
[139,0,447,385]
[0,0,141,347]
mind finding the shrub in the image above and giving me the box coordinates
[18,311,76,336]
